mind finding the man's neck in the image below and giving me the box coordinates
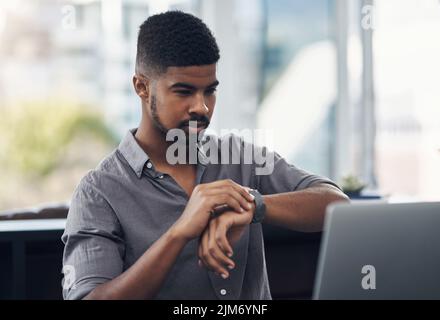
[134,119,171,168]
[135,117,201,172]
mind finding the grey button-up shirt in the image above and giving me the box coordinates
[62,129,338,300]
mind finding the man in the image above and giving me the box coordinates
[62,11,348,300]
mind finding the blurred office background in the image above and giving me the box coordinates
[0,0,439,212]
[1,0,440,300]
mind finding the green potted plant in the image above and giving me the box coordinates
[340,174,367,198]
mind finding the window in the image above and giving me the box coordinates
[257,0,336,178]
[373,0,440,200]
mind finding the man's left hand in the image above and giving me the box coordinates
[197,205,254,278]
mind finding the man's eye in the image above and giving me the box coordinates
[205,88,217,95]
[175,90,192,96]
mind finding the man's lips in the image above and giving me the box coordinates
[181,123,208,133]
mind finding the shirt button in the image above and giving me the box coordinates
[220,289,227,296]
[146,162,152,169]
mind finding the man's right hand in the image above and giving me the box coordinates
[172,179,255,241]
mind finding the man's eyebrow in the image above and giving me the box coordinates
[170,80,219,90]
[206,80,220,88]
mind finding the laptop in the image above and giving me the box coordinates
[313,201,440,300]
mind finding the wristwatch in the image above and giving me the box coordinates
[248,189,266,224]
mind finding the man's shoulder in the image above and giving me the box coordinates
[75,149,127,195]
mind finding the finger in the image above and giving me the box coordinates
[208,179,255,203]
[215,220,234,258]
[207,188,253,213]
[205,221,233,278]
[200,224,222,274]
[206,192,244,214]
[197,240,203,268]
[209,220,235,269]
[223,179,255,203]
[219,186,253,212]
[199,231,210,269]
[230,183,255,203]
[212,203,230,216]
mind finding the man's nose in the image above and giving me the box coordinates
[188,92,209,115]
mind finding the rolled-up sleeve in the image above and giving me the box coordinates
[61,176,125,300]
[255,150,340,195]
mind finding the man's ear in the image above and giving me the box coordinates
[133,75,149,101]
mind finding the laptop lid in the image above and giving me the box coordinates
[313,202,440,300]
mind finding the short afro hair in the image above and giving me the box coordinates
[136,11,220,76]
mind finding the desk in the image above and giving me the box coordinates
[0,219,66,299]
[0,218,321,299]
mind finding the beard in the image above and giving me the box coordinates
[150,94,169,135]
[149,94,210,148]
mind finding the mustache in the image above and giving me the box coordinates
[178,116,210,129]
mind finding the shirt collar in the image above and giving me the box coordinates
[118,128,150,178]
[118,128,210,178]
